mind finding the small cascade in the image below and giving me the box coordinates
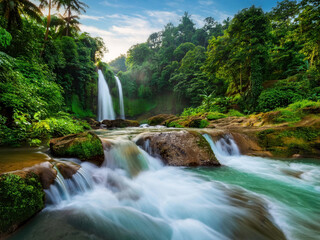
[97,69,115,121]
[203,134,240,157]
[45,165,93,205]
[115,75,125,119]
[102,140,161,177]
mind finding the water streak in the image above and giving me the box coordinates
[115,75,125,119]
[97,69,115,121]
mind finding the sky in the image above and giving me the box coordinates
[78,0,279,62]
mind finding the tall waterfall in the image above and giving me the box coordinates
[97,69,115,121]
[115,76,125,119]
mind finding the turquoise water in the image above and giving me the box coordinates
[8,132,320,240]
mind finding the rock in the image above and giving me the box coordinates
[56,162,80,179]
[12,162,57,189]
[0,172,45,237]
[148,114,176,126]
[135,130,220,166]
[101,119,139,128]
[230,133,273,157]
[84,117,101,129]
[50,132,104,166]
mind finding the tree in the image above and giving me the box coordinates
[0,26,11,47]
[177,12,196,44]
[39,0,64,56]
[0,0,43,30]
[60,0,87,36]
[126,43,151,68]
[55,13,80,37]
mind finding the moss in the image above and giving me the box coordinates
[227,109,245,117]
[64,133,103,160]
[167,121,183,128]
[279,127,320,141]
[0,173,44,234]
[206,112,226,120]
[148,114,176,126]
[257,127,320,157]
[50,132,104,165]
[199,119,209,128]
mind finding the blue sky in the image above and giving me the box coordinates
[78,0,279,61]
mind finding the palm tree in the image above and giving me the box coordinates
[61,0,87,36]
[0,0,43,30]
[56,12,80,37]
[39,0,63,56]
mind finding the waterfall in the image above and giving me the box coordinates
[203,134,240,157]
[115,76,125,119]
[97,69,115,121]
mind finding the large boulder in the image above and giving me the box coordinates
[101,119,139,128]
[50,132,104,166]
[135,130,220,166]
[0,172,45,237]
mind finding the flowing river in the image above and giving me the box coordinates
[8,127,320,240]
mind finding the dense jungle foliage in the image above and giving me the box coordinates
[110,0,320,117]
[0,0,105,146]
[0,0,319,146]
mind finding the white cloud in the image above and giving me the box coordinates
[191,14,205,27]
[100,0,122,8]
[80,10,183,62]
[198,0,214,6]
[80,9,228,62]
[80,15,105,21]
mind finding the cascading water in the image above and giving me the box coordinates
[97,69,115,121]
[115,76,125,119]
[9,129,320,240]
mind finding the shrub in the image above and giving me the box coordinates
[257,87,304,112]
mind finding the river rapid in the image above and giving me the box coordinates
[8,127,320,240]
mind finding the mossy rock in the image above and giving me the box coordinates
[50,132,104,165]
[101,119,139,128]
[0,173,45,236]
[257,127,320,158]
[148,114,176,126]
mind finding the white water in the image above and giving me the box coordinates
[115,76,125,119]
[203,134,320,191]
[10,130,320,240]
[97,69,115,121]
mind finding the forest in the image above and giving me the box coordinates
[110,0,320,119]
[0,0,319,146]
[1,0,320,239]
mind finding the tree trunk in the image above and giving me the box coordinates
[66,7,71,36]
[40,0,51,57]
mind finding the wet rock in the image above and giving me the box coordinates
[135,130,220,166]
[230,132,273,157]
[148,114,177,126]
[84,117,101,129]
[12,162,57,189]
[50,132,104,166]
[101,119,139,128]
[56,162,80,179]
